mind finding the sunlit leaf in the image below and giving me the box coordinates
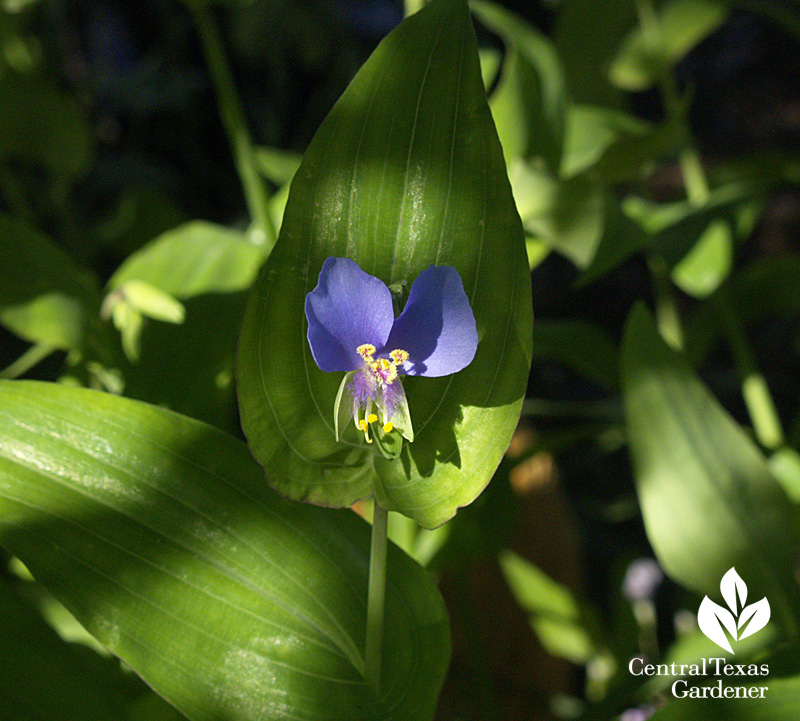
[0,213,100,351]
[236,0,532,528]
[553,0,636,107]
[671,218,733,298]
[0,380,450,721]
[583,182,757,283]
[609,0,729,91]
[560,104,651,178]
[254,146,302,185]
[621,304,800,636]
[500,551,597,664]
[108,221,267,299]
[684,253,800,366]
[509,161,604,268]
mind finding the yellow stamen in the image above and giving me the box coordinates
[383,422,394,433]
[357,343,376,360]
[357,418,372,444]
[367,413,378,424]
[390,349,409,365]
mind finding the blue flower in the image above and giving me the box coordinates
[305,257,478,453]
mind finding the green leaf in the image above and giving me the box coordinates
[621,304,800,636]
[553,0,636,107]
[471,0,566,171]
[0,75,93,178]
[0,213,100,351]
[254,146,302,185]
[113,280,186,324]
[560,104,652,178]
[500,551,597,664]
[509,161,604,268]
[123,293,247,433]
[108,221,267,299]
[609,0,729,91]
[685,254,800,366]
[236,0,532,528]
[652,666,800,720]
[671,218,733,298]
[0,380,451,721]
[582,182,757,284]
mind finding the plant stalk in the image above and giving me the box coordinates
[365,501,389,691]
[187,2,276,247]
[0,344,55,380]
[716,290,785,450]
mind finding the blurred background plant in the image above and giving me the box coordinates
[2,0,800,719]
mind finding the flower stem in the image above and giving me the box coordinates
[0,344,55,380]
[715,289,785,450]
[187,1,276,247]
[365,501,389,692]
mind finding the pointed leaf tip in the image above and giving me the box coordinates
[237,0,531,526]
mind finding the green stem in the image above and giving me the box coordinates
[716,289,785,450]
[187,2,276,247]
[0,344,55,379]
[636,0,710,209]
[365,501,389,692]
[678,147,710,207]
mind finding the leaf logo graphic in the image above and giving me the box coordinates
[697,568,770,653]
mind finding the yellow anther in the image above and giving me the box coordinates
[383,422,394,433]
[390,349,409,365]
[357,344,376,360]
[367,413,378,424]
[357,417,373,443]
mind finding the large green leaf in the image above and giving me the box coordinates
[0,380,450,721]
[236,0,532,528]
[621,305,800,636]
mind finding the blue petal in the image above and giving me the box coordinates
[384,265,478,377]
[305,257,395,372]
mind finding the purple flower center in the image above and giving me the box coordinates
[346,344,409,443]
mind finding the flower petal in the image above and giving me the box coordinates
[305,257,395,372]
[384,265,478,377]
